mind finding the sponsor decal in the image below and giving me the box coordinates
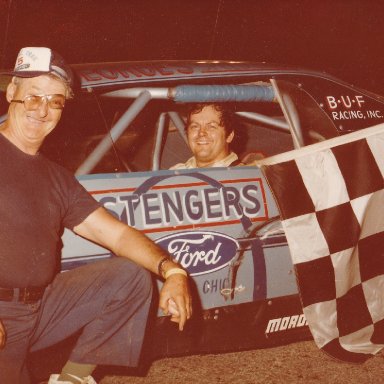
[202,277,230,294]
[94,173,268,233]
[80,64,194,82]
[265,314,308,333]
[78,62,270,87]
[325,95,383,120]
[155,231,238,276]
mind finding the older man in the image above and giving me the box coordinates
[170,103,241,169]
[0,47,191,384]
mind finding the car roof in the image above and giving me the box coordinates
[71,60,345,90]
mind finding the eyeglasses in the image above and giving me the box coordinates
[10,94,66,111]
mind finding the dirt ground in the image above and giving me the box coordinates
[98,340,384,384]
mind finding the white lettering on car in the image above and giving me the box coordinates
[265,314,308,333]
[326,95,366,109]
[325,95,383,121]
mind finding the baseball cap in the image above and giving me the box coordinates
[0,47,74,87]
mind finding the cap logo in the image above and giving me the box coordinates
[24,50,38,61]
[14,55,30,71]
[15,63,30,71]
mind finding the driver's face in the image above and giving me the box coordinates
[187,105,233,168]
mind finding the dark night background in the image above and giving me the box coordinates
[1,0,384,94]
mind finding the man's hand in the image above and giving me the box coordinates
[74,208,192,329]
[0,320,6,349]
[159,274,192,331]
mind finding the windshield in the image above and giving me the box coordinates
[40,83,295,174]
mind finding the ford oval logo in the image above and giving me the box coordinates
[156,231,239,276]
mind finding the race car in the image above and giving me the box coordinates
[1,60,384,361]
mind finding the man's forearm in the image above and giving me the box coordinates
[114,225,183,277]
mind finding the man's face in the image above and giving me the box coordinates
[187,105,234,167]
[5,75,66,151]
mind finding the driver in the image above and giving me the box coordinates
[170,103,242,169]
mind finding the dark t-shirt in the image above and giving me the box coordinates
[0,134,100,288]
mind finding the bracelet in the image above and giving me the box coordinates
[164,268,188,279]
[157,256,172,278]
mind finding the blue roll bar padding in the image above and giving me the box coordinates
[172,85,275,103]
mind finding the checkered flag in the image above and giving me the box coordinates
[260,124,384,363]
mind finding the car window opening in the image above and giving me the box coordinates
[40,80,344,175]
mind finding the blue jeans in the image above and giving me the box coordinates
[0,257,152,384]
